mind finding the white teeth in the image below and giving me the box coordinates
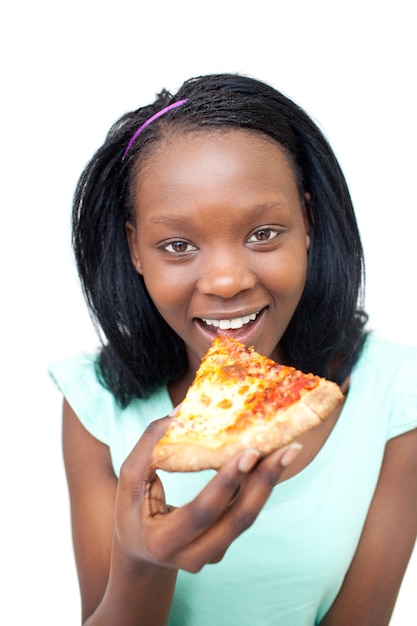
[202,312,259,330]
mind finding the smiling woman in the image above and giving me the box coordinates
[125,130,310,374]
[48,73,417,626]
[72,76,366,405]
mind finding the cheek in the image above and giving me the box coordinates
[265,249,308,297]
[141,265,191,316]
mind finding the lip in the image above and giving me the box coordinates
[193,307,268,347]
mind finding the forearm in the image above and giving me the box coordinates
[84,540,178,626]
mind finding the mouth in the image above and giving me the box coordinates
[200,310,261,331]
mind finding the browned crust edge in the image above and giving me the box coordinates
[151,380,343,472]
[300,379,344,417]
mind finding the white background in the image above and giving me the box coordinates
[1,1,416,623]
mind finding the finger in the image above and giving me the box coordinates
[114,415,178,554]
[170,444,303,570]
[183,442,302,535]
[137,404,182,471]
[144,448,261,558]
[116,413,177,523]
[120,413,175,484]
[149,442,302,555]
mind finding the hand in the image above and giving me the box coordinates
[114,412,302,574]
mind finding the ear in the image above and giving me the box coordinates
[303,192,312,250]
[125,220,143,275]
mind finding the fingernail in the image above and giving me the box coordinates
[169,403,182,417]
[238,448,261,472]
[280,443,303,467]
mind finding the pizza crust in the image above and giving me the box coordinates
[152,379,343,472]
[300,379,343,417]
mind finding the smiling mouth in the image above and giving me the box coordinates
[201,311,260,331]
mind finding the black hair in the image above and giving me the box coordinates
[72,73,367,407]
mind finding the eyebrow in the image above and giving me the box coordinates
[146,214,194,228]
[145,201,295,228]
[251,201,295,216]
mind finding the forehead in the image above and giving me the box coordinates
[133,129,299,207]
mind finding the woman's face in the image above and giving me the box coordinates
[127,129,310,375]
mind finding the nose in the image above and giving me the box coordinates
[197,250,257,298]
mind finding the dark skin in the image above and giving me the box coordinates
[63,401,306,624]
[63,130,417,624]
[63,399,417,625]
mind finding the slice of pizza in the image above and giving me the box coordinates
[152,335,344,472]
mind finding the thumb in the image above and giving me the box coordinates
[123,404,181,475]
[146,404,181,449]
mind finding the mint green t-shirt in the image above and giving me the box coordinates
[49,334,417,625]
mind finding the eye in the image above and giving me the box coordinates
[247,228,280,243]
[163,240,197,254]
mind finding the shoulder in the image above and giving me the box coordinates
[360,332,417,362]
[49,352,115,444]
[353,333,417,439]
[49,352,102,393]
[48,352,174,475]
[356,332,417,385]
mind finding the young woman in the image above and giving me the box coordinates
[50,73,417,625]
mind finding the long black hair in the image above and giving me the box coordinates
[72,73,367,407]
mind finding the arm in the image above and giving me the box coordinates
[63,399,180,625]
[63,400,302,625]
[321,428,417,625]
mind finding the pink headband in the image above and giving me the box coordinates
[122,98,188,160]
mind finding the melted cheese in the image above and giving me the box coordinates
[173,374,262,436]
[163,335,319,442]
